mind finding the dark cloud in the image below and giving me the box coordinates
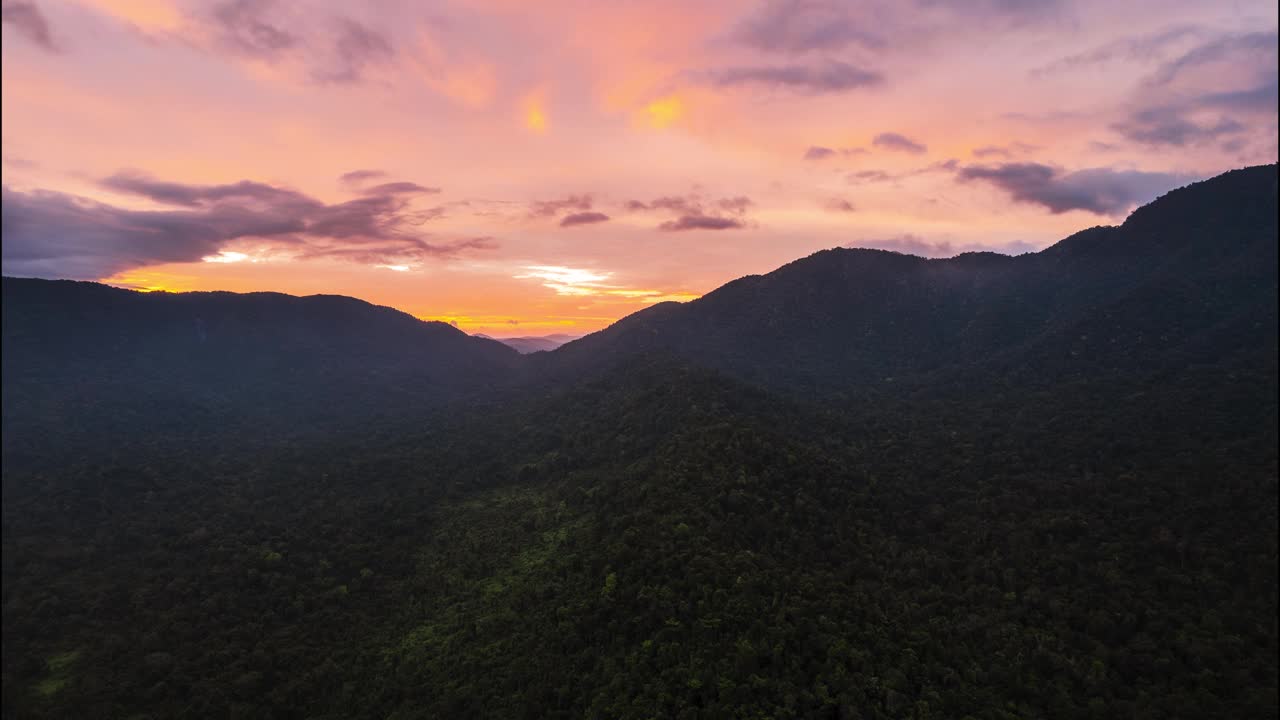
[2,0,57,51]
[559,211,610,227]
[709,61,883,93]
[339,169,388,186]
[733,0,884,54]
[956,162,1191,215]
[872,132,927,154]
[313,17,394,84]
[823,197,856,212]
[360,182,440,196]
[529,194,593,218]
[2,172,484,279]
[658,215,745,231]
[211,0,296,59]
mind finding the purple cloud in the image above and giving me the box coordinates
[872,132,927,154]
[956,162,1192,215]
[211,0,296,59]
[659,215,745,231]
[2,0,57,51]
[710,61,884,93]
[360,182,440,196]
[560,211,610,227]
[1111,30,1277,149]
[733,0,884,54]
[1,171,485,278]
[313,17,394,84]
[530,194,593,217]
[847,233,1039,258]
[339,169,388,186]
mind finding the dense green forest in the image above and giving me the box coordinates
[2,165,1277,718]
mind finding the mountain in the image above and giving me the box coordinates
[548,164,1278,396]
[1,281,521,469]
[2,164,1276,719]
[475,333,582,354]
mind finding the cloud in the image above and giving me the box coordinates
[1030,25,1202,76]
[313,17,394,84]
[360,181,440,196]
[101,171,315,209]
[872,132,927,154]
[529,194,593,218]
[847,233,1040,258]
[803,145,866,160]
[560,211,610,227]
[1144,30,1276,88]
[917,0,1062,21]
[626,196,698,213]
[709,61,883,93]
[824,197,856,212]
[717,196,753,214]
[955,162,1191,215]
[2,172,485,279]
[1111,108,1245,147]
[846,169,894,184]
[971,143,1036,158]
[514,265,699,303]
[339,169,388,186]
[732,0,884,54]
[658,215,745,231]
[624,193,754,230]
[2,0,57,51]
[1111,30,1277,149]
[210,0,296,59]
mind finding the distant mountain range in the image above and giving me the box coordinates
[474,333,582,354]
[3,164,1275,465]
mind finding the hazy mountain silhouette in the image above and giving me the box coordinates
[1,282,520,466]
[475,333,582,354]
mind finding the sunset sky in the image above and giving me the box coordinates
[3,0,1276,336]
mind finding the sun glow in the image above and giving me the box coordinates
[524,99,548,133]
[202,251,250,264]
[644,96,684,128]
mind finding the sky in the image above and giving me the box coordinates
[2,0,1276,336]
